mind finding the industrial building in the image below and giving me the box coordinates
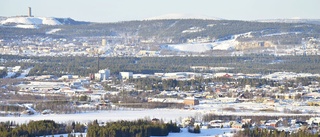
[119,72,133,80]
[94,69,110,81]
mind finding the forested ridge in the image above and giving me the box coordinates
[2,55,320,77]
[1,19,320,44]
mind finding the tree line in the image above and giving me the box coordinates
[2,55,320,77]
[127,76,319,92]
[235,127,319,137]
[86,119,180,137]
[0,120,85,137]
[0,119,181,137]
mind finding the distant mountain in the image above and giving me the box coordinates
[256,19,320,25]
[145,13,223,20]
[55,18,89,25]
[0,16,89,28]
[1,18,320,48]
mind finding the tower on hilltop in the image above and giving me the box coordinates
[28,7,32,17]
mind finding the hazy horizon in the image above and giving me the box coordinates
[1,0,320,22]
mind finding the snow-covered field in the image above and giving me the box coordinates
[15,24,38,29]
[43,128,235,137]
[17,67,33,78]
[2,108,236,136]
[166,39,237,53]
[166,34,242,53]
[4,72,16,78]
[40,133,86,137]
[167,128,235,137]
[2,101,319,124]
[1,101,318,136]
[3,67,32,78]
[0,109,197,124]
[167,43,214,53]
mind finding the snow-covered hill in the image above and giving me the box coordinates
[1,17,62,25]
[0,16,89,28]
[256,19,320,25]
[146,13,222,20]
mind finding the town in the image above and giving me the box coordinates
[1,61,320,136]
[1,33,320,57]
[1,4,320,137]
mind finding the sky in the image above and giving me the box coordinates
[0,0,320,22]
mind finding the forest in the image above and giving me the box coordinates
[127,76,320,92]
[235,127,319,137]
[0,119,179,137]
[1,55,320,78]
[0,120,85,137]
[86,119,180,137]
[0,119,318,137]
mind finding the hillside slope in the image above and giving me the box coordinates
[1,18,320,46]
[0,16,89,28]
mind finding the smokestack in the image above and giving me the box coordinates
[28,7,32,17]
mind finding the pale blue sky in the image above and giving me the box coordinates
[0,0,319,22]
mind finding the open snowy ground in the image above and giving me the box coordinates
[166,33,245,53]
[1,101,316,136]
[1,101,318,124]
[166,39,237,53]
[42,128,235,137]
[4,72,16,78]
[17,67,33,78]
[1,108,237,136]
[167,128,235,137]
[0,109,197,124]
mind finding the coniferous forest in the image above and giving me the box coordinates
[0,119,180,137]
[2,55,320,78]
[87,119,180,137]
[0,120,85,137]
[1,119,319,137]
